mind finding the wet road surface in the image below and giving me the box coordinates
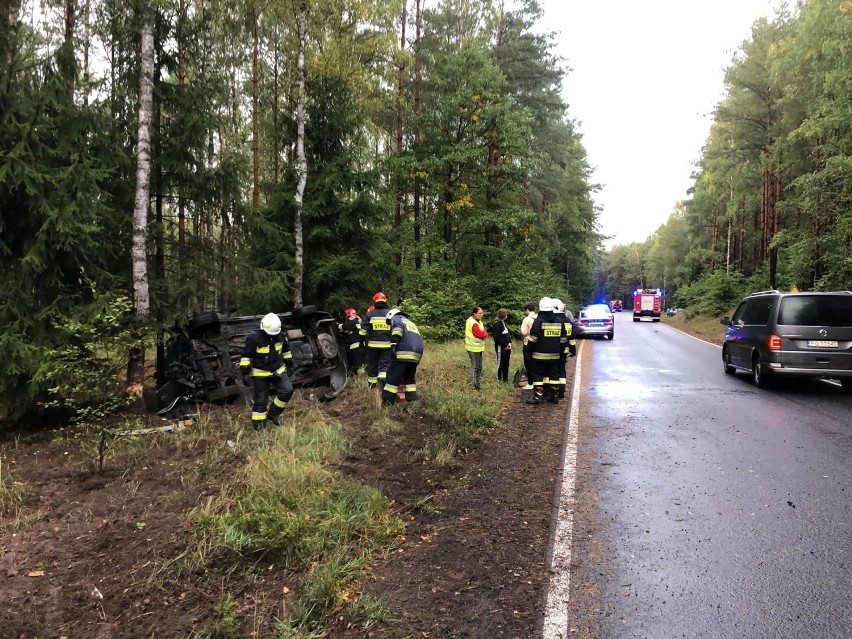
[575,316,851,639]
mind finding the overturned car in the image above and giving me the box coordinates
[156,306,348,414]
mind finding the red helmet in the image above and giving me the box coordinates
[372,291,387,303]
[344,307,357,318]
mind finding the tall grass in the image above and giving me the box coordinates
[193,407,404,634]
[663,312,729,345]
[415,340,518,464]
[0,454,27,530]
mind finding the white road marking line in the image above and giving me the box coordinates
[659,320,722,348]
[542,340,583,639]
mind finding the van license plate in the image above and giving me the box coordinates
[807,340,838,348]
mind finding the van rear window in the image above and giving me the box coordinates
[778,295,852,327]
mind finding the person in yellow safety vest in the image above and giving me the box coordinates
[364,292,393,388]
[340,308,364,375]
[465,306,488,390]
[240,313,294,430]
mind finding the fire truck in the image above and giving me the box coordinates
[632,288,663,322]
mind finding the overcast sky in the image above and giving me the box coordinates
[532,0,782,249]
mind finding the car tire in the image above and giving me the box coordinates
[206,385,243,403]
[633,317,639,322]
[752,353,767,388]
[608,332,615,340]
[841,378,852,394]
[723,348,735,375]
[188,312,220,336]
[293,305,319,319]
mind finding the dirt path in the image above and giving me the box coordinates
[332,360,589,639]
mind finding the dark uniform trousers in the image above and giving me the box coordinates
[252,373,294,423]
[381,361,418,404]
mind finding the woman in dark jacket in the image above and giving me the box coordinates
[490,308,512,383]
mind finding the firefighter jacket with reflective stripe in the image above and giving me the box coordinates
[240,329,293,376]
[365,304,393,349]
[465,316,486,352]
[561,312,577,353]
[527,312,567,360]
[390,314,424,362]
[341,317,363,350]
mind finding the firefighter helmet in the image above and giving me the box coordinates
[344,307,357,318]
[372,291,387,303]
[552,298,565,313]
[260,313,281,335]
[538,297,553,313]
[386,308,401,321]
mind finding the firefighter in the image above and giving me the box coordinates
[340,307,364,375]
[381,308,424,404]
[552,298,576,399]
[364,292,393,388]
[240,313,295,429]
[526,297,568,405]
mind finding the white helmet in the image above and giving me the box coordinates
[538,297,553,313]
[386,308,401,321]
[552,298,565,313]
[260,313,281,335]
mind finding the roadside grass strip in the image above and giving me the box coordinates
[542,340,583,639]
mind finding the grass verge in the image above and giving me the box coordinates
[662,312,729,345]
[191,407,404,636]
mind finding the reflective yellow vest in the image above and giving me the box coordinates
[465,316,485,353]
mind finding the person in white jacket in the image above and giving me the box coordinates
[519,301,538,390]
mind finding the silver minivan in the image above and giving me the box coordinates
[720,290,852,391]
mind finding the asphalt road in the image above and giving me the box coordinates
[576,315,852,639]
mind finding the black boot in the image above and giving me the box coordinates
[526,394,542,405]
[267,414,281,426]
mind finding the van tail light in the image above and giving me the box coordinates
[768,334,782,351]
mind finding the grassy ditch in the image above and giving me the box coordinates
[662,311,729,346]
[190,406,403,636]
[183,340,520,637]
[1,339,521,638]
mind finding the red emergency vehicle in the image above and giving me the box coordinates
[632,289,663,322]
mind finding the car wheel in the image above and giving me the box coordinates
[187,312,220,337]
[608,331,615,340]
[293,305,319,319]
[841,378,852,394]
[723,347,735,375]
[633,317,639,322]
[206,385,243,403]
[752,353,767,388]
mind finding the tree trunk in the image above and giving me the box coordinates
[128,2,155,394]
[64,0,76,99]
[273,29,280,182]
[413,0,422,270]
[293,0,307,308]
[251,6,260,209]
[177,0,187,250]
[394,0,407,265]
